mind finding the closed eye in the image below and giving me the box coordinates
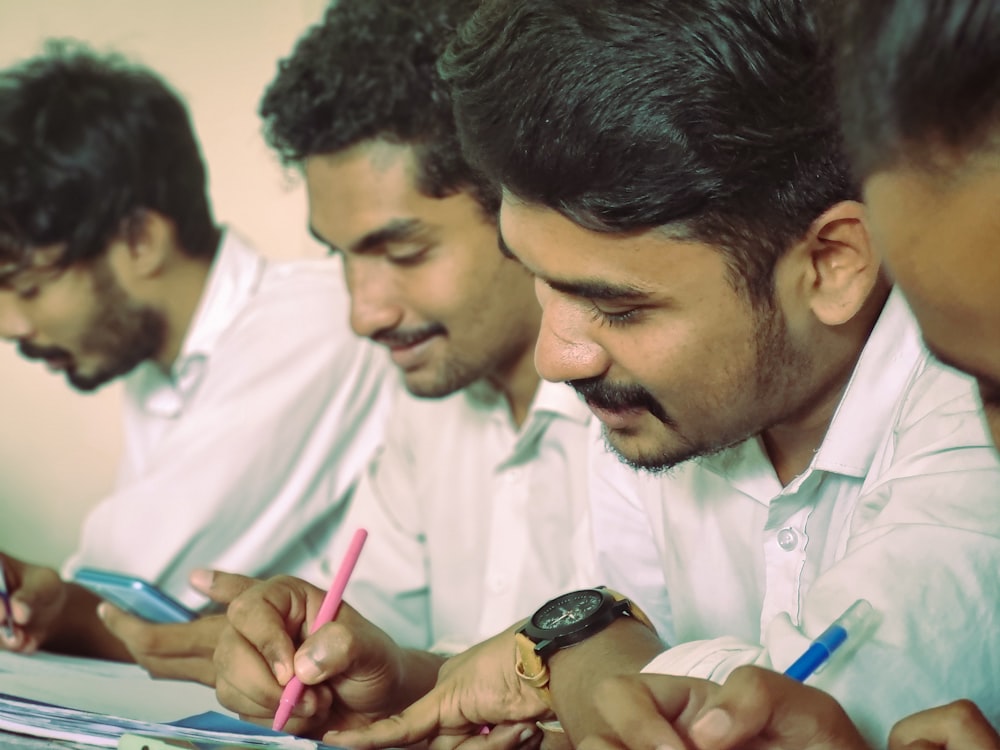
[588,302,642,327]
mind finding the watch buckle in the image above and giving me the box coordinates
[515,656,551,689]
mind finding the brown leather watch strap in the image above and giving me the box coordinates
[513,589,656,706]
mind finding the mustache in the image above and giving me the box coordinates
[18,340,72,362]
[569,376,672,425]
[372,323,446,349]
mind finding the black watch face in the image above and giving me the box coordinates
[533,589,605,631]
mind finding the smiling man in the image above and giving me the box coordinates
[210,0,593,738]
[0,43,390,678]
[325,1,1000,748]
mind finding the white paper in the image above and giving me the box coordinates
[0,652,319,748]
[0,650,227,721]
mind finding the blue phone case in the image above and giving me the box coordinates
[73,568,196,623]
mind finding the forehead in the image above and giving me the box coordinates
[304,140,491,247]
[304,141,420,232]
[863,159,1000,389]
[497,195,726,292]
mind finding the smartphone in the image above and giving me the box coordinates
[73,567,196,623]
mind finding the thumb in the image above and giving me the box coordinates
[189,569,256,604]
[97,601,139,637]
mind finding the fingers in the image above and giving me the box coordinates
[429,722,542,750]
[2,560,66,652]
[325,694,446,750]
[686,667,779,748]
[223,576,315,685]
[215,622,296,718]
[292,608,391,686]
[575,674,699,750]
[190,569,258,606]
[686,666,867,750]
[100,606,223,685]
[0,622,34,653]
[889,700,1000,750]
[11,562,63,623]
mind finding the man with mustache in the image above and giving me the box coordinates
[0,43,391,679]
[600,1,1000,748]
[208,0,593,739]
[324,0,1000,747]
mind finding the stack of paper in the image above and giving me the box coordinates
[0,693,317,748]
[0,652,323,749]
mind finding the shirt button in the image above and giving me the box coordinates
[777,527,799,551]
[490,577,509,594]
[505,468,523,482]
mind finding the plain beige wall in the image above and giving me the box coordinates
[0,0,328,567]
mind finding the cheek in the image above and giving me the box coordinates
[616,310,753,393]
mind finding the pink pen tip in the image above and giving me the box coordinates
[272,700,294,732]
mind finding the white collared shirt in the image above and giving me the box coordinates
[323,378,596,653]
[590,289,1000,743]
[62,231,393,607]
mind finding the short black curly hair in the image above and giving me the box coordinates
[0,40,219,281]
[260,0,498,216]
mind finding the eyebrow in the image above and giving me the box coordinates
[309,218,426,256]
[498,230,651,302]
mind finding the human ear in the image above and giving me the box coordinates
[800,200,878,326]
[106,210,173,281]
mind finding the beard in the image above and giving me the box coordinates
[572,298,814,473]
[18,260,166,392]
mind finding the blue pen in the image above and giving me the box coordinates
[784,599,874,682]
[0,561,15,640]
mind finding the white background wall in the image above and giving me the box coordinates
[0,0,328,567]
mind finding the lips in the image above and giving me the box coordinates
[385,334,439,370]
[585,401,648,430]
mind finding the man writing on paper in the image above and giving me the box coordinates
[205,0,593,740]
[326,0,1000,747]
[0,43,391,681]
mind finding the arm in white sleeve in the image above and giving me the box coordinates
[63,278,391,608]
[642,369,1000,745]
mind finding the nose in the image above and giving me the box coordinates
[533,280,608,383]
[0,293,33,341]
[344,257,404,339]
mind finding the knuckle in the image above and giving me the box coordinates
[947,699,986,727]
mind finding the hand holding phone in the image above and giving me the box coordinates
[73,568,196,623]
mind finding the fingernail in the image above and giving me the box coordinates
[691,707,733,746]
[97,602,110,620]
[189,568,213,591]
[519,727,537,743]
[272,660,292,685]
[294,649,323,683]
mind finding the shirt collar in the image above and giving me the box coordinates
[696,287,922,499]
[125,229,265,417]
[175,229,265,367]
[812,287,922,478]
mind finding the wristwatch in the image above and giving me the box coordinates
[514,587,656,704]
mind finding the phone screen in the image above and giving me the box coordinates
[73,568,196,623]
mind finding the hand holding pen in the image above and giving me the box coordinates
[0,558,16,642]
[0,555,72,654]
[273,528,368,731]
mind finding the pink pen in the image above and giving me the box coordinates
[272,527,368,732]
